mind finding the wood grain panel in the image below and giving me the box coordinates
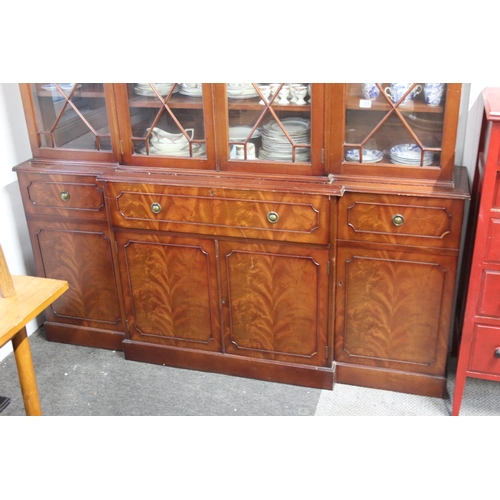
[116,232,221,351]
[33,222,122,329]
[220,241,329,365]
[335,246,458,376]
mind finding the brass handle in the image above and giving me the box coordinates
[392,214,405,227]
[60,190,70,201]
[267,211,279,224]
[494,348,500,359]
[151,202,162,214]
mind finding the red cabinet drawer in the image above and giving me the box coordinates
[469,324,500,375]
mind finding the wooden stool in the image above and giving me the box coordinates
[0,244,67,415]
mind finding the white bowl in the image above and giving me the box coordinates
[147,127,194,152]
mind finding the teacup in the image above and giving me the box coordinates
[235,143,256,160]
[278,85,291,105]
[258,85,271,104]
[384,83,422,104]
[361,83,380,100]
[424,83,446,106]
[292,85,308,105]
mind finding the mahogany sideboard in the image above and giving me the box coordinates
[13,83,470,397]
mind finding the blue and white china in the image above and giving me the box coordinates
[424,83,446,106]
[384,83,422,104]
[345,149,383,163]
[389,143,434,165]
[361,83,380,100]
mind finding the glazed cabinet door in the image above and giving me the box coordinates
[219,241,330,367]
[334,244,459,396]
[19,83,120,163]
[213,83,325,176]
[113,83,217,169]
[327,83,462,185]
[27,219,125,350]
[114,231,222,352]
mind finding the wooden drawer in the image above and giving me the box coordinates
[18,172,107,220]
[469,324,500,376]
[338,192,464,249]
[106,182,330,244]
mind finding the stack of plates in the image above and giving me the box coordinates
[259,117,311,162]
[389,144,434,166]
[227,83,259,99]
[179,83,203,97]
[134,83,178,97]
[139,143,206,157]
[345,149,383,163]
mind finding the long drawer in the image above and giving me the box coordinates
[17,172,107,220]
[338,192,464,249]
[106,182,331,244]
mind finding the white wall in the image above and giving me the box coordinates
[0,83,38,361]
[0,82,499,364]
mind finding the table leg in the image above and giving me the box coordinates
[11,327,42,416]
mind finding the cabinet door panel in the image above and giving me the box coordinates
[115,232,221,351]
[219,241,329,366]
[335,246,458,375]
[30,221,123,330]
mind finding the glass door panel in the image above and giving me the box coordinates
[344,83,447,167]
[125,83,207,160]
[30,83,112,152]
[226,83,313,164]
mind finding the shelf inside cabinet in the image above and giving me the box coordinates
[346,84,445,114]
[227,98,311,111]
[128,94,205,109]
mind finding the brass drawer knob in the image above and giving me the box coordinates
[392,214,405,227]
[151,202,162,214]
[60,190,70,201]
[267,211,279,224]
[494,347,500,359]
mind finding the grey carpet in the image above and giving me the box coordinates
[0,327,321,416]
[1,327,499,416]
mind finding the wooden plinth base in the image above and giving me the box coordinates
[123,340,335,390]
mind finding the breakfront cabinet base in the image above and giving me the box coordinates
[335,362,447,398]
[122,340,336,390]
[45,322,125,351]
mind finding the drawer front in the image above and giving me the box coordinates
[338,192,464,249]
[469,324,500,376]
[106,182,330,244]
[18,173,106,219]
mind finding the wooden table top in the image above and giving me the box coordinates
[0,275,68,346]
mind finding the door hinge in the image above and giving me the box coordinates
[322,148,325,164]
[115,241,118,254]
[120,139,124,155]
[327,261,330,275]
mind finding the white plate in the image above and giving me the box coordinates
[345,149,383,163]
[389,144,434,161]
[229,126,261,141]
[140,143,206,157]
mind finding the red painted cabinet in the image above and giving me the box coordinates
[452,87,500,415]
